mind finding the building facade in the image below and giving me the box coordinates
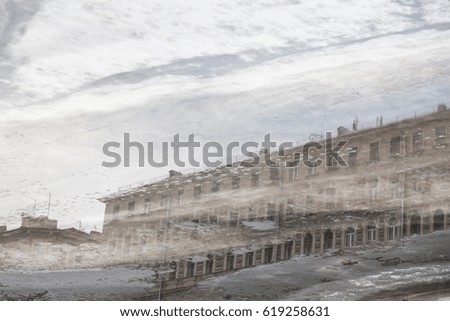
[98,106,450,282]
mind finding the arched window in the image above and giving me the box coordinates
[433,209,445,231]
[410,213,421,235]
[205,257,213,274]
[388,218,398,240]
[304,233,313,255]
[367,223,376,242]
[285,240,294,259]
[324,229,333,250]
[345,228,355,247]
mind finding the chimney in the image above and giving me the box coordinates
[437,103,448,112]
[169,170,183,178]
[337,126,350,137]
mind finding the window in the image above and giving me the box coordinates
[410,214,421,235]
[412,178,421,193]
[367,224,376,242]
[112,205,120,221]
[369,179,378,201]
[226,253,234,270]
[199,213,207,224]
[160,195,169,209]
[205,259,213,274]
[251,171,260,187]
[413,131,423,154]
[168,271,176,281]
[193,186,201,201]
[231,176,240,190]
[388,218,398,240]
[229,211,239,227]
[247,206,256,221]
[245,252,254,267]
[390,136,401,157]
[270,167,279,180]
[286,199,296,222]
[127,201,135,215]
[420,178,432,194]
[264,247,273,263]
[276,244,282,261]
[390,178,400,198]
[177,189,184,206]
[345,228,355,247]
[433,209,445,231]
[186,261,195,277]
[325,188,336,209]
[324,230,333,250]
[285,241,294,259]
[306,195,315,210]
[304,233,313,255]
[144,198,151,214]
[211,182,220,193]
[369,141,380,161]
[436,125,447,146]
[347,147,358,167]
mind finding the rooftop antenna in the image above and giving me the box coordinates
[78,220,85,232]
[320,106,328,138]
[47,193,51,217]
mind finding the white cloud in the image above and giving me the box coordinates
[0,0,449,231]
